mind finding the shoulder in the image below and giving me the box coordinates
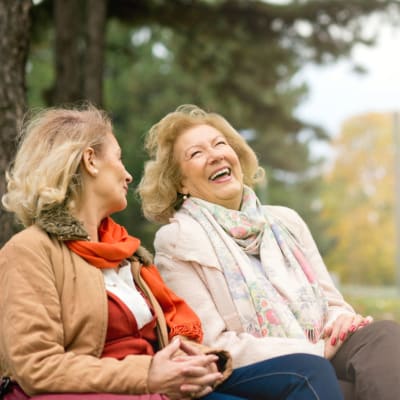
[155,211,209,247]
[1,225,61,260]
[263,205,308,234]
[154,210,218,264]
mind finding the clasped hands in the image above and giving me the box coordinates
[147,337,222,400]
[323,313,373,359]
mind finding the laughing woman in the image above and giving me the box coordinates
[138,104,400,400]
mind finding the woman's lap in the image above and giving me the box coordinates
[4,353,343,400]
[331,320,400,400]
[214,353,343,400]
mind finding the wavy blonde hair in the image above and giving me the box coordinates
[2,104,112,227]
[138,104,264,224]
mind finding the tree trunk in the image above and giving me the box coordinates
[53,0,82,104]
[85,0,107,106]
[53,0,107,106]
[0,0,32,247]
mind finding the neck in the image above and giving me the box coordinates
[72,202,106,242]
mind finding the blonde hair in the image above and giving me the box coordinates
[2,104,112,227]
[138,104,264,224]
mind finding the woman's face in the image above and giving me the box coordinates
[92,133,133,216]
[174,124,244,210]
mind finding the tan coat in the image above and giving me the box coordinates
[154,205,355,369]
[0,224,231,395]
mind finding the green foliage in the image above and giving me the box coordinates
[27,0,400,250]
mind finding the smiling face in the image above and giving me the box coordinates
[174,124,244,210]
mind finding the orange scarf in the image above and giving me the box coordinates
[66,217,203,342]
[66,217,140,268]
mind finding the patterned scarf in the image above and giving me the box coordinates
[182,186,327,342]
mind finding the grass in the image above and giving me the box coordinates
[341,285,400,322]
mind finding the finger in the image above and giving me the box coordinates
[180,354,219,370]
[329,321,343,345]
[158,337,181,359]
[359,315,374,327]
[180,384,203,393]
[180,385,213,398]
[180,340,202,356]
[322,325,333,338]
[348,314,364,333]
[196,385,213,398]
[332,314,355,344]
[181,365,221,378]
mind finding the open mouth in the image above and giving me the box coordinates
[209,167,231,181]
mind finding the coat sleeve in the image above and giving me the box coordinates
[155,251,326,369]
[276,206,355,326]
[0,234,153,396]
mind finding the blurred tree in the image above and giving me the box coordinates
[0,0,32,247]
[51,0,107,105]
[320,113,395,285]
[5,0,399,247]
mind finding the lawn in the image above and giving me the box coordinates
[341,285,400,322]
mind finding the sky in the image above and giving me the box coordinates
[295,23,400,140]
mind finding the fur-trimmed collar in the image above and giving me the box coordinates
[36,203,89,241]
[36,203,153,265]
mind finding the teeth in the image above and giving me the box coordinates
[210,168,230,181]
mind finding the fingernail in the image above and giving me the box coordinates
[340,332,346,341]
[349,325,356,332]
[331,337,337,346]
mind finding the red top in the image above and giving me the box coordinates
[101,291,158,359]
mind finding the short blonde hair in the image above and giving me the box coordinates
[2,104,112,227]
[138,104,264,224]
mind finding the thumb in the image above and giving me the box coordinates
[179,339,201,356]
[159,337,181,359]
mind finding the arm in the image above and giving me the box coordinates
[0,237,154,395]
[155,252,325,369]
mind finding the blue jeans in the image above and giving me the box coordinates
[204,353,344,400]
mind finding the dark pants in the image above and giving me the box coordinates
[209,353,343,400]
[331,320,400,400]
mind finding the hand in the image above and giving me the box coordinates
[147,338,223,400]
[324,335,343,360]
[174,340,220,397]
[323,313,373,349]
[177,340,219,375]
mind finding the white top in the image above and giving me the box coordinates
[102,259,153,329]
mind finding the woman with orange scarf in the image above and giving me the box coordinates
[0,105,343,400]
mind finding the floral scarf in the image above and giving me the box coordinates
[182,186,328,342]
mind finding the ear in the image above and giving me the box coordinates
[178,176,189,196]
[81,147,99,177]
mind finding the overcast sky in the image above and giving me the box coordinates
[295,23,400,138]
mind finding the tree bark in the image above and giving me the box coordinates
[85,0,107,106]
[53,0,82,104]
[53,0,107,106]
[0,0,32,247]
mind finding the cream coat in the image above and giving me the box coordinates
[0,224,231,395]
[154,205,355,369]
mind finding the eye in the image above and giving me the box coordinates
[216,140,227,146]
[190,150,202,158]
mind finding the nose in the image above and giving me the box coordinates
[125,169,133,184]
[208,147,224,163]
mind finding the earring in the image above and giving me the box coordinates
[182,194,188,200]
